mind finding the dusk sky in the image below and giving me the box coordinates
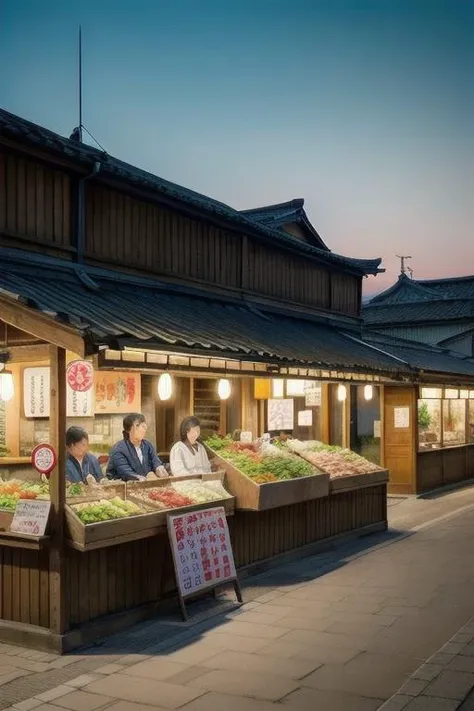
[1,0,472,295]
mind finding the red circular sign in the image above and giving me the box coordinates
[67,360,93,392]
[31,444,57,476]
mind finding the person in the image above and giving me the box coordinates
[169,416,212,477]
[107,412,167,482]
[66,426,103,484]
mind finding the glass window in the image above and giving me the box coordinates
[442,399,466,446]
[350,385,381,464]
[418,399,442,450]
[420,387,443,399]
[468,401,474,444]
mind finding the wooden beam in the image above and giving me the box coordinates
[0,295,85,357]
[8,344,51,363]
[48,345,67,635]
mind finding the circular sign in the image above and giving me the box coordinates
[66,360,93,393]
[31,444,57,476]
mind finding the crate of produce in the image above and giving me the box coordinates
[205,436,329,511]
[0,479,50,533]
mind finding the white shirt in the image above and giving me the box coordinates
[169,441,211,477]
[135,446,144,465]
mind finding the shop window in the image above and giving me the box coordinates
[418,399,442,450]
[469,401,474,444]
[350,385,381,465]
[442,399,466,446]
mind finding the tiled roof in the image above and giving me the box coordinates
[0,249,403,375]
[363,300,474,325]
[0,108,381,277]
[240,199,329,250]
[369,274,474,305]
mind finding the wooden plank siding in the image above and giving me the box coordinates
[0,547,50,628]
[0,148,72,247]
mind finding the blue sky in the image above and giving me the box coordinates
[1,0,472,294]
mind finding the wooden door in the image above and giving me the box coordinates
[384,386,416,494]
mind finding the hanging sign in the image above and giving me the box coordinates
[267,398,294,431]
[67,360,93,392]
[31,443,57,475]
[167,506,241,619]
[23,367,50,418]
[94,371,141,414]
[10,500,51,537]
[394,407,410,429]
[298,410,313,427]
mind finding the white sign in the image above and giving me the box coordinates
[24,367,50,418]
[268,398,294,431]
[373,420,381,438]
[167,506,236,598]
[305,385,321,408]
[10,500,51,537]
[240,431,253,444]
[298,410,313,427]
[67,386,93,417]
[394,407,410,429]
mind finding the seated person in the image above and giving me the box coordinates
[107,412,167,482]
[66,426,103,484]
[169,416,211,477]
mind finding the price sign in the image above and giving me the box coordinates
[31,444,57,476]
[167,506,241,618]
[10,500,51,536]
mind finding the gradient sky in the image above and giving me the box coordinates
[1,0,473,295]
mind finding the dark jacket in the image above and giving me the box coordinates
[66,453,103,484]
[106,438,162,482]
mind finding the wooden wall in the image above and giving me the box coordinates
[0,147,363,318]
[0,547,50,628]
[417,445,474,494]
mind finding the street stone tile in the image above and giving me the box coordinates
[441,642,467,655]
[12,700,43,711]
[65,675,103,689]
[0,658,51,673]
[84,673,205,708]
[403,697,460,710]
[423,670,474,700]
[200,650,320,679]
[447,656,474,673]
[273,614,331,632]
[259,639,361,665]
[302,662,407,699]
[180,691,278,711]
[252,591,285,603]
[94,664,125,675]
[344,652,420,678]
[188,669,299,701]
[206,620,288,640]
[282,686,383,710]
[122,659,189,681]
[412,663,444,682]
[377,695,412,711]
[52,691,114,711]
[35,686,75,702]
[165,665,208,685]
[104,704,168,711]
[397,678,430,696]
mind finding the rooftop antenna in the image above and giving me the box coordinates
[406,265,414,279]
[396,255,412,275]
[79,25,83,142]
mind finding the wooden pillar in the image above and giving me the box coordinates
[48,345,67,635]
[321,383,330,443]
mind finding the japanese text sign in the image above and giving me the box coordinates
[10,500,51,536]
[167,506,237,598]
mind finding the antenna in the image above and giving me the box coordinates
[78,25,83,142]
[396,255,412,275]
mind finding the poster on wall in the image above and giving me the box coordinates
[267,398,294,431]
[24,367,50,418]
[394,407,410,429]
[305,385,321,408]
[298,410,313,427]
[94,371,141,414]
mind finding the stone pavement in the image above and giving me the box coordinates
[2,486,474,711]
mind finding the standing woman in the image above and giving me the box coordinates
[107,413,168,481]
[170,416,212,477]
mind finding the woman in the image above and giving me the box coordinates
[170,416,211,477]
[66,426,103,484]
[107,413,168,482]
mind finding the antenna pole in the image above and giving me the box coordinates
[78,26,83,142]
[396,255,412,275]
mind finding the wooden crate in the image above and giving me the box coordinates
[66,482,126,505]
[329,469,389,494]
[207,450,329,511]
[0,509,14,532]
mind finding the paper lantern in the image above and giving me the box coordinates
[218,378,231,400]
[157,372,173,401]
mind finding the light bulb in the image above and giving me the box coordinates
[364,384,373,401]
[218,378,231,400]
[337,384,347,402]
[0,371,14,402]
[157,372,173,401]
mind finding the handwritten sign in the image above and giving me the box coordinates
[10,500,51,536]
[394,407,410,429]
[267,398,294,431]
[24,367,50,418]
[167,506,237,599]
[305,385,322,408]
[373,420,381,438]
[31,444,57,475]
[298,410,313,427]
[240,431,253,444]
[94,371,141,414]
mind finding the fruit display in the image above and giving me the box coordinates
[0,480,50,511]
[284,439,382,478]
[71,497,143,524]
[131,487,195,510]
[205,434,322,482]
[171,480,230,504]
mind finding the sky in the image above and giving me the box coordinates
[1,0,473,295]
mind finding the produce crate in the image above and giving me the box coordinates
[0,509,14,532]
[329,469,389,494]
[206,449,329,511]
[65,482,126,505]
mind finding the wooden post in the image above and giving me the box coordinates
[321,384,330,443]
[48,345,67,635]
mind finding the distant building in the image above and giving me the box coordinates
[363,273,474,357]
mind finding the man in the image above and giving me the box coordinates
[66,426,103,484]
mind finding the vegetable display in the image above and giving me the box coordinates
[72,499,130,523]
[0,480,50,510]
[171,480,230,504]
[284,439,382,478]
[132,488,195,510]
[205,434,321,482]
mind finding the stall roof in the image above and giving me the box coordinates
[0,107,381,277]
[1,250,473,381]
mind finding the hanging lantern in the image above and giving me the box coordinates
[0,371,14,402]
[272,379,284,398]
[218,378,231,400]
[364,384,374,401]
[157,372,173,401]
[337,384,347,402]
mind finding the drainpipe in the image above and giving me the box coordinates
[76,161,102,264]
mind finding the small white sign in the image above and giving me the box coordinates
[240,431,253,444]
[394,407,410,429]
[298,410,313,427]
[373,420,381,438]
[268,398,294,431]
[10,500,51,537]
[24,367,50,418]
[167,506,237,598]
[305,385,321,408]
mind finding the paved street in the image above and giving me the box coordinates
[3,486,474,711]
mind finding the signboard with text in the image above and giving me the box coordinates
[10,500,51,537]
[23,367,50,418]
